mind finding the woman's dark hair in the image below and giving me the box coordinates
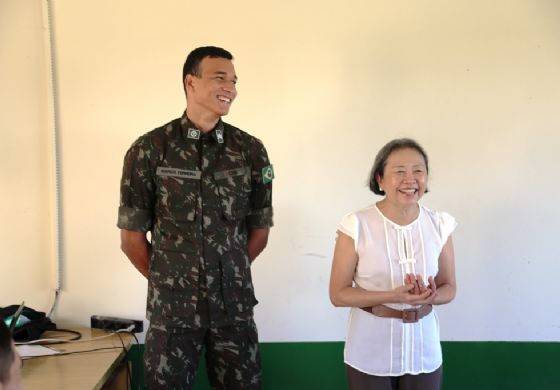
[0,320,15,384]
[368,138,429,195]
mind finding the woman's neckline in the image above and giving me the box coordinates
[373,202,422,228]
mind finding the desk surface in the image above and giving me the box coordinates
[21,328,133,390]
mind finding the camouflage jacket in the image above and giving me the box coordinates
[118,113,273,327]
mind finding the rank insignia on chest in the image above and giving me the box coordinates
[262,165,274,184]
[216,129,224,143]
[187,128,201,139]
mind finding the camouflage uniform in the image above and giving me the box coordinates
[118,113,273,389]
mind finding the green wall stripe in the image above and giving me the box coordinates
[441,342,559,390]
[129,341,560,389]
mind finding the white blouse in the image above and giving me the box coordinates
[338,204,456,376]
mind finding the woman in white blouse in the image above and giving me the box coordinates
[329,138,456,390]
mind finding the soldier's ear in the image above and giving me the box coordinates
[185,74,195,93]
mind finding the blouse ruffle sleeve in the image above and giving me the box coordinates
[438,211,457,243]
[338,212,359,251]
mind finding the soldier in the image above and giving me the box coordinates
[118,46,273,389]
[0,320,23,390]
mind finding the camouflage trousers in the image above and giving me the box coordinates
[144,318,261,390]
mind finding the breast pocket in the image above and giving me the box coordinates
[154,167,200,253]
[214,166,251,221]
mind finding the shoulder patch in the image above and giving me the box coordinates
[262,165,274,184]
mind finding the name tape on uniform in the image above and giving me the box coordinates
[157,167,202,180]
[214,166,250,180]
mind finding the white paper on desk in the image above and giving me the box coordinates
[16,345,61,359]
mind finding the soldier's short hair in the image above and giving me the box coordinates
[0,320,15,384]
[368,138,430,195]
[182,46,233,89]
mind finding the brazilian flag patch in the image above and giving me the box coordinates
[262,165,274,184]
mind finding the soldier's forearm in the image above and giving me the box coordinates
[247,228,269,262]
[120,229,151,278]
[127,249,150,279]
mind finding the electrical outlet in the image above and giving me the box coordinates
[90,315,143,333]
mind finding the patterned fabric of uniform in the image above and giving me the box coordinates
[118,113,273,328]
[144,318,261,389]
[338,204,456,376]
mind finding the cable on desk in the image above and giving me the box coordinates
[22,346,125,359]
[19,327,142,389]
[15,326,134,345]
[49,328,82,341]
[116,329,143,390]
[14,328,83,345]
[115,331,131,390]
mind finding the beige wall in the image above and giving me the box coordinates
[0,0,55,310]
[2,0,560,341]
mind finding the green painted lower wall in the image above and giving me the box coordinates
[128,341,560,389]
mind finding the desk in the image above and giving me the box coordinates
[21,328,133,390]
